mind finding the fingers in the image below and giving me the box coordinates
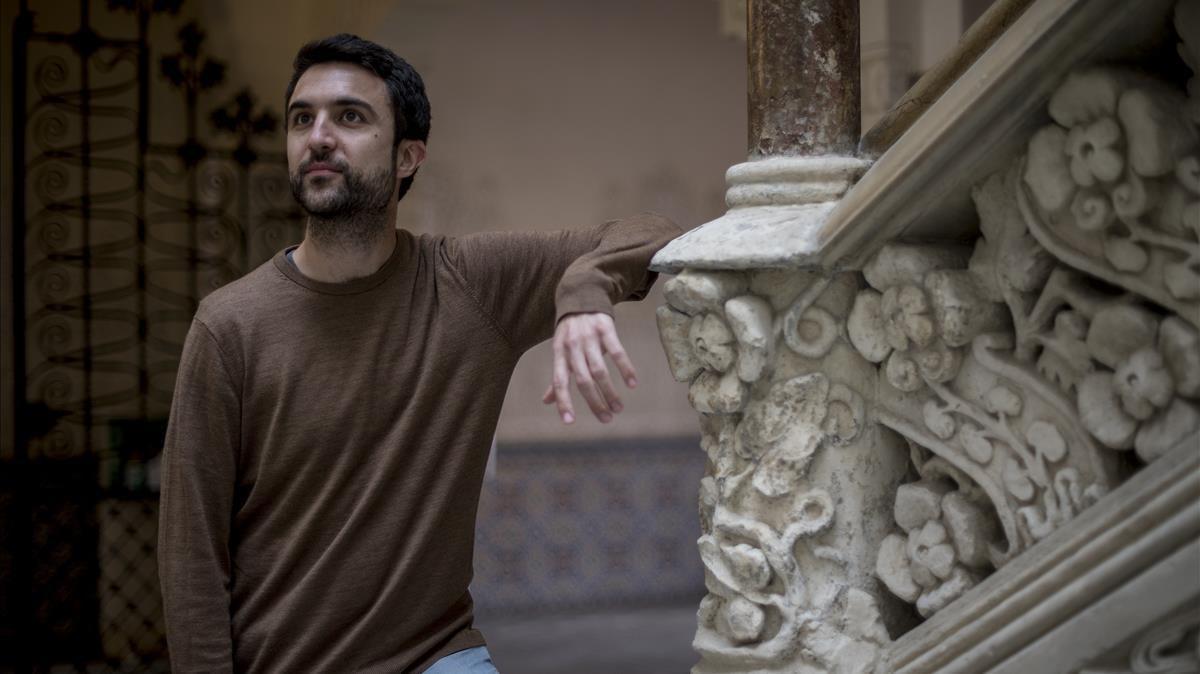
[585,340,622,414]
[569,338,613,422]
[545,313,641,425]
[552,337,575,424]
[598,321,638,389]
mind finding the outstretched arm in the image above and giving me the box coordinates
[443,212,681,421]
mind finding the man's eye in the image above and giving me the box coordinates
[343,110,362,122]
[292,113,312,126]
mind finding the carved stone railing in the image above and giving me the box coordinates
[652,0,1199,672]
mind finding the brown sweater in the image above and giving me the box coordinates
[158,214,679,673]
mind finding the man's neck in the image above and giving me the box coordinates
[292,225,398,284]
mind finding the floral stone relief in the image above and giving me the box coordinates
[659,269,909,673]
[859,6,1199,620]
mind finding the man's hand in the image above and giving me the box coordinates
[541,312,638,424]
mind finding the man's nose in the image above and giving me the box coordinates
[307,113,336,154]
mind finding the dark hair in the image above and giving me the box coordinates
[286,34,431,201]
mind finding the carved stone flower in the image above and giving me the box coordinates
[1113,347,1174,420]
[876,481,998,618]
[1066,116,1125,187]
[850,286,965,393]
[1077,307,1200,462]
[907,520,956,588]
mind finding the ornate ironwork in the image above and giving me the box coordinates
[7,0,303,669]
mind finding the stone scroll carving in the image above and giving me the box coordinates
[1078,609,1200,674]
[659,271,907,673]
[865,3,1200,618]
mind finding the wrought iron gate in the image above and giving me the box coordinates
[6,0,303,670]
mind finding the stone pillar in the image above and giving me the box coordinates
[748,0,860,157]
[652,2,911,672]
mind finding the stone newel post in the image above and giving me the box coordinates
[652,2,910,672]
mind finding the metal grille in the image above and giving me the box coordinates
[7,0,303,670]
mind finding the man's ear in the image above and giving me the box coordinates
[396,139,427,179]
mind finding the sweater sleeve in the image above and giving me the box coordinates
[441,212,681,353]
[158,319,240,673]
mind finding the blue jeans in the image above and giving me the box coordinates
[425,646,498,673]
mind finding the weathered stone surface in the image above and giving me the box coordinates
[689,369,749,415]
[690,313,737,373]
[724,295,774,383]
[941,492,999,569]
[663,270,747,315]
[655,305,704,382]
[877,533,921,603]
[666,272,907,674]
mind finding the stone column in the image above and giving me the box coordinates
[748,0,860,157]
[652,2,911,672]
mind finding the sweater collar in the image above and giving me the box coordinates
[273,231,406,295]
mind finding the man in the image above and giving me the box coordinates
[157,34,679,673]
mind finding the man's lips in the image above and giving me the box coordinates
[303,163,342,175]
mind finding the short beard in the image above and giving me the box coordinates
[290,160,396,251]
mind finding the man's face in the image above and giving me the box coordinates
[286,62,397,217]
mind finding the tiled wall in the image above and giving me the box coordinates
[472,436,707,616]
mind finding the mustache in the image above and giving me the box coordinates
[298,156,349,174]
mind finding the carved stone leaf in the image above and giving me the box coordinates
[1035,310,1095,393]
[848,289,892,363]
[753,427,823,498]
[723,543,772,591]
[1163,261,1200,300]
[1027,420,1068,462]
[1103,235,1150,273]
[958,423,994,465]
[876,533,920,603]
[739,373,830,452]
[1003,455,1036,501]
[719,596,766,644]
[923,399,957,440]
